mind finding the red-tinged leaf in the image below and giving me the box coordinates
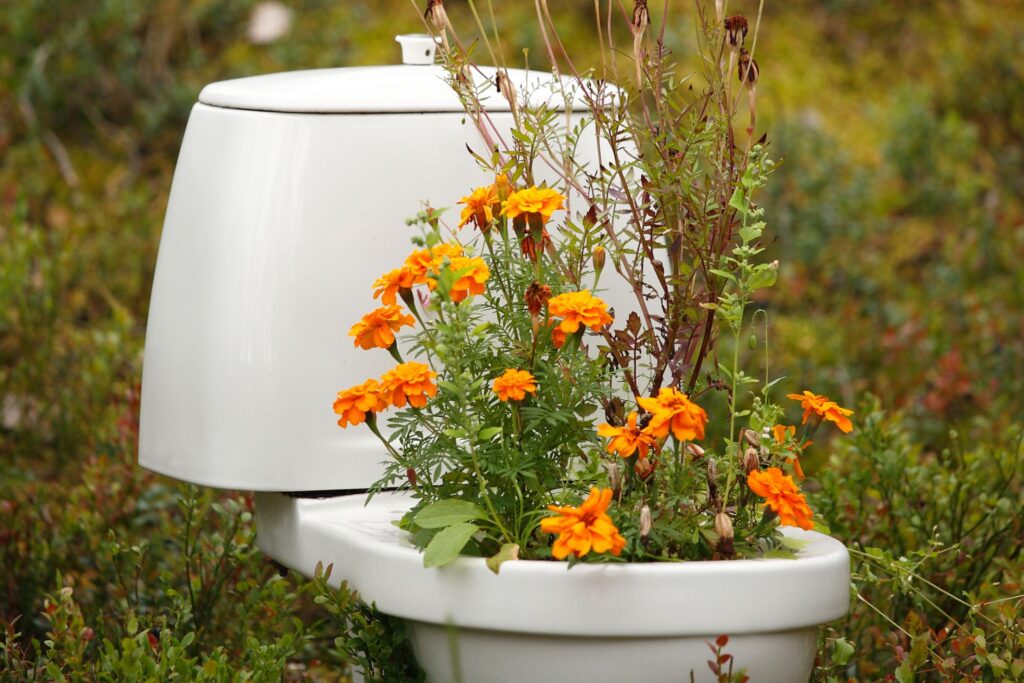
[716,634,729,648]
[707,660,720,675]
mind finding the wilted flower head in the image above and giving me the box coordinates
[725,15,749,51]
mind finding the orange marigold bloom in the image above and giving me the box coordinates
[492,369,537,402]
[636,388,708,442]
[540,487,627,560]
[772,424,808,479]
[457,185,500,231]
[446,256,490,303]
[333,379,388,428]
[372,267,416,306]
[597,412,658,459]
[349,304,415,350]
[747,467,814,529]
[548,290,613,337]
[404,243,465,285]
[380,362,438,408]
[501,186,566,225]
[786,391,854,433]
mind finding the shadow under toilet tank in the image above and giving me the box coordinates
[138,39,594,493]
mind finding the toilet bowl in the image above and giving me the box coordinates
[139,38,850,682]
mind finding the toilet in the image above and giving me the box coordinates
[139,36,850,683]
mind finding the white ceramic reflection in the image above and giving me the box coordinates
[256,491,851,683]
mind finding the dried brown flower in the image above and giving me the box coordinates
[725,15,749,51]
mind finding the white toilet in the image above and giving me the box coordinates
[139,36,849,683]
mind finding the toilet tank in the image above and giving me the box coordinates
[139,42,595,492]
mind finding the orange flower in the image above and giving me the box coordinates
[404,243,465,284]
[333,379,389,428]
[547,290,613,344]
[747,467,814,530]
[446,256,490,302]
[772,424,807,479]
[492,369,537,402]
[786,391,854,433]
[380,362,438,408]
[372,267,416,306]
[457,185,500,231]
[540,487,627,560]
[636,388,708,442]
[501,186,566,225]
[597,412,659,459]
[349,305,415,350]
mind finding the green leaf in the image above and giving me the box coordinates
[485,543,520,575]
[423,523,479,568]
[728,187,747,212]
[832,638,855,666]
[746,264,778,290]
[126,615,138,635]
[894,662,914,683]
[414,500,487,529]
[477,426,502,441]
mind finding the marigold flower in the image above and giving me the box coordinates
[540,487,626,560]
[380,362,438,408]
[492,369,538,402]
[445,256,489,303]
[404,243,465,284]
[457,185,500,231]
[372,267,416,306]
[547,290,614,342]
[772,424,807,479]
[747,467,814,530]
[333,379,389,428]
[636,388,708,441]
[786,391,854,433]
[349,305,415,350]
[501,186,566,225]
[597,412,658,459]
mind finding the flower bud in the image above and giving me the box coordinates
[685,442,705,459]
[714,512,734,540]
[592,244,606,274]
[706,457,718,481]
[743,446,760,474]
[639,504,652,538]
[741,428,760,447]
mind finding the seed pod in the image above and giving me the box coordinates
[604,396,626,427]
[685,442,705,459]
[634,457,655,480]
[639,505,652,538]
[495,69,519,118]
[631,0,649,87]
[741,428,760,447]
[606,462,622,495]
[743,446,760,474]
[714,512,734,540]
[706,457,718,481]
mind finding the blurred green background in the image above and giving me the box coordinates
[1,0,1021,679]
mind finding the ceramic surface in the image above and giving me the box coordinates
[256,491,851,682]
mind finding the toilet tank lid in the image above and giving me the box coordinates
[198,65,592,114]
